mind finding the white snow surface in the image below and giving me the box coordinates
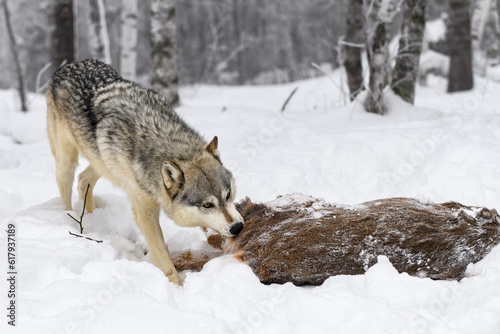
[1,72,500,333]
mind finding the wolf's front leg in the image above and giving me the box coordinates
[131,194,182,285]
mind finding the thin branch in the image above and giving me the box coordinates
[66,184,103,243]
[69,231,103,243]
[312,62,347,96]
[281,86,299,112]
[67,212,81,226]
[203,42,248,83]
[35,61,53,94]
[338,40,366,49]
[67,184,102,243]
[67,183,90,234]
[1,0,27,111]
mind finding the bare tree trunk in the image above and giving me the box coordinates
[472,0,491,56]
[365,0,397,115]
[447,0,473,92]
[342,0,365,101]
[1,0,27,112]
[483,0,500,63]
[88,0,111,64]
[279,1,299,82]
[232,0,244,85]
[120,0,138,80]
[53,0,74,67]
[391,0,427,104]
[151,0,180,106]
[471,0,500,73]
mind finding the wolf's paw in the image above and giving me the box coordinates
[166,269,183,286]
[86,200,96,213]
[73,196,99,214]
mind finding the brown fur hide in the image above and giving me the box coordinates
[173,195,500,286]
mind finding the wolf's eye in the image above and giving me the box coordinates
[202,202,214,209]
[226,191,231,201]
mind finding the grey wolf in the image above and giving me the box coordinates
[46,59,243,285]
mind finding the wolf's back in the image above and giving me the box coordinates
[47,59,206,164]
[48,59,123,118]
[47,60,129,150]
[49,59,122,98]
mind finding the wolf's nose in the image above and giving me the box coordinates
[230,222,244,236]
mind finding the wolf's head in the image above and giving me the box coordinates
[162,136,244,237]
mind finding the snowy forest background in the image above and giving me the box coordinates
[2,0,498,112]
[3,1,500,333]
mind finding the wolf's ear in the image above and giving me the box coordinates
[206,136,220,159]
[162,162,184,195]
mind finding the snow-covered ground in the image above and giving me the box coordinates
[1,72,500,333]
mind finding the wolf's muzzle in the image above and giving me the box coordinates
[229,222,244,236]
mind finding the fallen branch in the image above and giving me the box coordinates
[68,231,103,243]
[67,184,103,243]
[67,184,90,233]
[68,184,102,243]
[281,86,299,112]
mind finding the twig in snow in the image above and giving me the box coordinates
[68,231,103,243]
[67,184,102,243]
[281,86,299,112]
[67,183,90,234]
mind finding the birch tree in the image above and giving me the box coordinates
[365,0,397,115]
[471,0,500,73]
[53,0,74,67]
[151,0,179,106]
[88,0,111,64]
[120,0,138,80]
[391,0,427,104]
[1,0,27,112]
[447,0,473,92]
[342,0,365,100]
[232,0,245,84]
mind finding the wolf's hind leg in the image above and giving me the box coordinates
[54,143,78,211]
[78,165,100,213]
[47,95,78,211]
